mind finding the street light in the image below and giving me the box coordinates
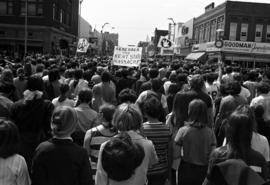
[24,0,28,58]
[78,0,83,38]
[101,23,109,57]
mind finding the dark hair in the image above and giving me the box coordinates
[48,68,60,82]
[225,66,232,74]
[189,75,204,92]
[99,104,116,126]
[101,132,145,181]
[226,105,254,161]
[78,88,92,103]
[27,75,44,91]
[206,73,217,84]
[149,68,159,79]
[0,81,15,94]
[256,82,270,94]
[253,105,264,118]
[247,71,258,81]
[118,88,137,104]
[142,96,161,119]
[151,78,162,92]
[59,83,70,103]
[101,71,111,82]
[188,99,208,128]
[226,81,241,95]
[0,119,20,158]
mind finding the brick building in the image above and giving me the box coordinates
[190,1,270,66]
[0,0,79,57]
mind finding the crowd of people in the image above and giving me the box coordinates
[0,54,270,185]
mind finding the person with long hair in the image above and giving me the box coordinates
[84,103,117,180]
[0,119,30,185]
[52,83,75,108]
[175,99,216,185]
[95,103,158,185]
[204,105,268,184]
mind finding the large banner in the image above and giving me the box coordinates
[112,46,142,67]
[77,38,89,53]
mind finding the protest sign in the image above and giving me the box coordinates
[112,46,142,67]
[77,38,89,53]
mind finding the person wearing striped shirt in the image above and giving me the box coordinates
[141,96,172,185]
[84,103,117,181]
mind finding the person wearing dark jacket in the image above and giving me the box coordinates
[10,76,54,168]
[31,106,94,185]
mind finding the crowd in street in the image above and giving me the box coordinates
[0,54,270,185]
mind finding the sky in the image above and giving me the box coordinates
[81,0,270,46]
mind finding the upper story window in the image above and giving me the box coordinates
[0,0,14,15]
[210,19,216,41]
[266,25,270,43]
[20,0,43,16]
[229,22,237,41]
[52,3,56,20]
[255,24,263,42]
[240,23,248,41]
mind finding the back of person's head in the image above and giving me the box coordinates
[140,67,148,79]
[149,68,159,79]
[27,75,44,91]
[0,119,19,158]
[101,132,145,181]
[188,99,208,128]
[101,71,111,82]
[74,69,83,80]
[99,104,116,125]
[0,81,15,95]
[0,69,13,83]
[226,105,254,160]
[233,73,242,83]
[168,83,179,95]
[256,81,270,94]
[48,68,60,82]
[118,88,137,104]
[112,103,142,131]
[142,96,161,119]
[189,74,204,92]
[206,73,217,84]
[177,73,188,84]
[169,73,177,83]
[60,83,69,94]
[225,66,232,74]
[151,78,162,92]
[78,88,92,103]
[253,105,264,119]
[51,106,78,137]
[226,81,241,95]
[247,70,258,81]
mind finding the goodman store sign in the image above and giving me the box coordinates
[222,40,270,55]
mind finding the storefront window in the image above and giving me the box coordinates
[240,23,248,41]
[229,22,237,41]
[199,25,204,43]
[255,24,263,42]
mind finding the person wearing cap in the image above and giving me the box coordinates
[31,106,94,185]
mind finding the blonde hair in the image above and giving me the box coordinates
[51,106,78,137]
[112,103,142,131]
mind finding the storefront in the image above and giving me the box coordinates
[192,40,270,67]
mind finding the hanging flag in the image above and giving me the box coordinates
[77,38,89,53]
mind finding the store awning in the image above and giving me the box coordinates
[185,52,205,60]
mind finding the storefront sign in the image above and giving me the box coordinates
[112,46,142,67]
[160,48,174,56]
[252,42,270,55]
[223,40,255,53]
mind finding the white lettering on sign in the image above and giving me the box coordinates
[112,46,142,67]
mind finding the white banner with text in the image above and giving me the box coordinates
[112,46,142,67]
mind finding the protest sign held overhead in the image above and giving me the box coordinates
[158,36,174,49]
[77,38,90,53]
[112,46,142,67]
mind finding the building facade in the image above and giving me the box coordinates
[0,0,79,57]
[191,1,270,66]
